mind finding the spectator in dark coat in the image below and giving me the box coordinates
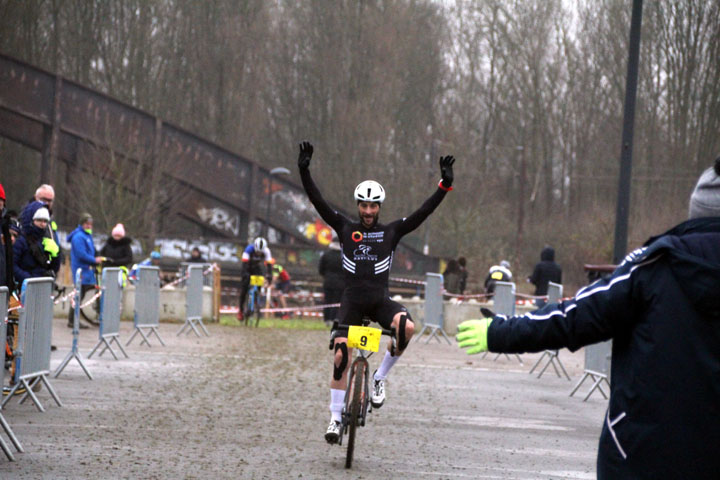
[12,202,60,287]
[187,247,207,263]
[528,246,561,307]
[458,157,720,480]
[318,243,344,327]
[100,223,133,269]
[457,256,469,294]
[442,259,462,294]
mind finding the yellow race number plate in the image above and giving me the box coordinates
[347,326,382,352]
[250,275,265,287]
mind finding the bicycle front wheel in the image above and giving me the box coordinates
[345,359,366,469]
[80,288,101,325]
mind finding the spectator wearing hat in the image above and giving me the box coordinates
[12,202,61,287]
[67,212,103,327]
[457,157,720,479]
[100,223,133,270]
[20,184,62,267]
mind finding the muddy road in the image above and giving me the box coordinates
[1,318,605,479]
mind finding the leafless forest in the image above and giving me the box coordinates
[1,0,718,290]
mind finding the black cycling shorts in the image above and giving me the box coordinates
[333,290,407,338]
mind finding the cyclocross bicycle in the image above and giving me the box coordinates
[243,275,265,327]
[337,318,396,469]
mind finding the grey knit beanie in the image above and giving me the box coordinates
[689,157,720,219]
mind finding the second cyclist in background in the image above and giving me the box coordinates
[237,237,273,322]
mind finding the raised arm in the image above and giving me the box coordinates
[395,155,455,238]
[298,141,344,232]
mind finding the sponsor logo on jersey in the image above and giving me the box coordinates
[353,244,378,261]
[352,231,363,242]
[364,231,384,243]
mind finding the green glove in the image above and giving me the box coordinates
[42,237,60,258]
[456,318,493,354]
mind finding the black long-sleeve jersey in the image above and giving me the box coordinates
[300,167,449,297]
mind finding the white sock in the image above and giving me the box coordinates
[330,388,345,422]
[374,351,399,380]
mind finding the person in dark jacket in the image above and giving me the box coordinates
[188,247,207,263]
[12,202,60,287]
[442,258,462,294]
[457,157,720,480]
[318,242,344,327]
[100,223,133,269]
[527,245,561,307]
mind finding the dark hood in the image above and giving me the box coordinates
[643,217,720,319]
[540,246,555,262]
[20,201,48,239]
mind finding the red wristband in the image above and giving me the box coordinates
[438,179,453,191]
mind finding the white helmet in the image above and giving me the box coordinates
[253,237,267,251]
[354,180,385,204]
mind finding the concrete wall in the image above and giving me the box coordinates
[394,296,536,335]
[53,285,215,322]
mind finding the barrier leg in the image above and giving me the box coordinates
[197,319,210,336]
[149,327,166,346]
[18,378,45,412]
[569,372,590,397]
[529,351,550,374]
[176,322,189,336]
[110,337,129,358]
[38,375,63,407]
[125,328,141,346]
[0,412,23,454]
[414,325,430,342]
[0,432,14,461]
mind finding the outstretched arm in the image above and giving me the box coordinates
[298,141,344,232]
[396,155,455,237]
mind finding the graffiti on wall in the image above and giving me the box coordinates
[155,238,239,263]
[301,218,333,246]
[197,206,240,237]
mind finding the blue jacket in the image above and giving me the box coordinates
[488,217,720,479]
[68,225,97,285]
[13,201,60,286]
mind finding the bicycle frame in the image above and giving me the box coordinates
[337,320,396,468]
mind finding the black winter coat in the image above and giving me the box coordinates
[318,249,344,291]
[528,246,561,295]
[488,217,720,479]
[100,237,133,269]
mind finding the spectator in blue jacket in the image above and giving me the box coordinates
[67,212,103,327]
[13,201,60,287]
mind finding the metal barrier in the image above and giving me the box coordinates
[415,273,451,345]
[0,287,24,460]
[179,262,218,322]
[177,265,210,337]
[126,266,165,347]
[1,278,63,412]
[570,340,612,401]
[484,281,523,364]
[88,267,129,360]
[529,282,570,380]
[54,269,93,379]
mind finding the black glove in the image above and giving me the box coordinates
[298,141,314,169]
[439,155,455,187]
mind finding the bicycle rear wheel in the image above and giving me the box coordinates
[345,359,366,469]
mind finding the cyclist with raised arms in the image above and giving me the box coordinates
[297,141,455,443]
[237,236,274,321]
